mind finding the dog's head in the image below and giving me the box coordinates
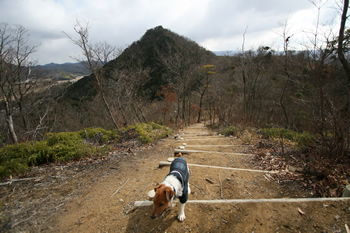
[151,183,175,219]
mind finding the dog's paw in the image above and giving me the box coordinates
[178,214,186,221]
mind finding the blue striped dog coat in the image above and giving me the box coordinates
[167,157,190,203]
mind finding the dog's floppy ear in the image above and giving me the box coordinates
[165,188,175,201]
[154,183,163,192]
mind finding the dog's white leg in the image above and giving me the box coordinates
[178,203,186,221]
[188,183,191,195]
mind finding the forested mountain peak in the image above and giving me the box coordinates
[103,25,216,99]
[65,25,215,101]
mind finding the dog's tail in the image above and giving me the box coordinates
[177,152,183,157]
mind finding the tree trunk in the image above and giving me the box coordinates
[338,0,350,82]
[197,97,202,123]
[101,92,120,130]
[197,90,206,123]
[138,105,148,124]
[117,97,128,126]
[5,100,18,143]
[337,0,350,152]
[131,104,142,123]
[242,70,247,122]
[280,79,290,128]
[182,95,187,126]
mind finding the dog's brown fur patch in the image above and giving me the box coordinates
[151,184,175,218]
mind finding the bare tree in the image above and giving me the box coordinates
[94,41,118,65]
[337,0,350,81]
[278,17,294,128]
[336,0,350,152]
[156,39,203,126]
[0,23,38,143]
[197,64,215,123]
[110,63,150,125]
[64,20,120,130]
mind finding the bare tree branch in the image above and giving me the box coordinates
[64,19,120,130]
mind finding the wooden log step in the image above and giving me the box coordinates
[174,149,254,156]
[184,145,253,147]
[178,138,231,141]
[134,197,350,207]
[159,161,278,173]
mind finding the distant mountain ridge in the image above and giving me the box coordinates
[33,62,90,80]
[212,50,240,56]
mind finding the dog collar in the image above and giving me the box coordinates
[171,185,176,195]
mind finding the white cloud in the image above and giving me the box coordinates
[36,37,81,64]
[1,0,70,38]
[0,0,341,64]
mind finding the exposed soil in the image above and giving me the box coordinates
[1,123,350,232]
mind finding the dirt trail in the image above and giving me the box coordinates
[1,123,350,232]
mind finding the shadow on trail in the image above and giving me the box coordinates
[125,205,179,232]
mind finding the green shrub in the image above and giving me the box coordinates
[0,129,117,179]
[295,131,314,149]
[0,158,29,178]
[260,128,291,140]
[27,140,51,165]
[149,122,160,129]
[0,124,170,179]
[219,125,244,136]
[0,143,30,163]
[79,128,119,143]
[135,124,153,143]
[124,122,172,144]
[259,128,315,150]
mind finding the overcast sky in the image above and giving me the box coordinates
[0,0,341,65]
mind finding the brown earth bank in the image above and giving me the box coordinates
[0,123,350,232]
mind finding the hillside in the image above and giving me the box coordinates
[42,26,218,131]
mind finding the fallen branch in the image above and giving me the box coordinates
[192,183,203,190]
[11,212,36,228]
[0,176,44,186]
[264,174,274,181]
[205,178,214,184]
[55,203,64,210]
[111,178,130,198]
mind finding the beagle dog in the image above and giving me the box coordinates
[151,153,190,221]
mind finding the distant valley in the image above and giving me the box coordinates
[33,62,90,81]
[35,50,235,81]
